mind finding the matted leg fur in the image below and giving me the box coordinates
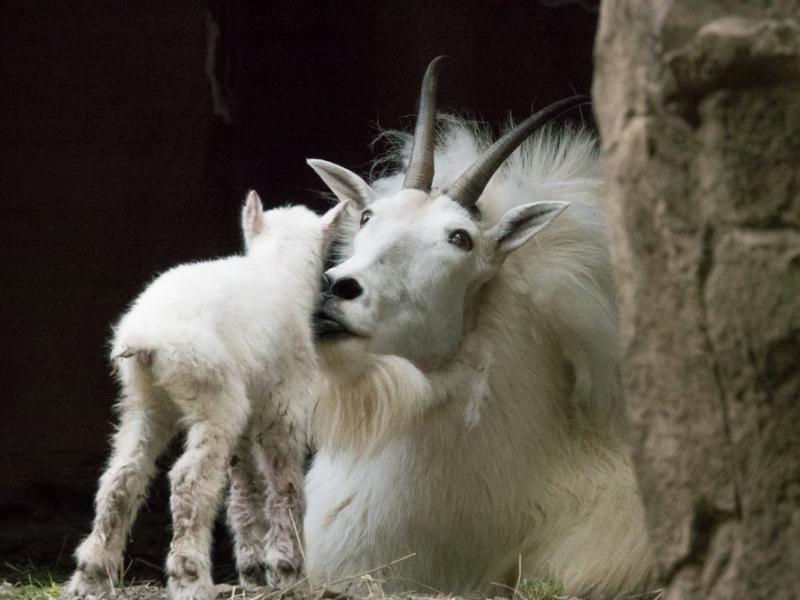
[67,399,176,597]
[253,418,306,589]
[226,436,268,587]
[166,392,248,600]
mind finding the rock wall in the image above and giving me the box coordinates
[594,2,800,598]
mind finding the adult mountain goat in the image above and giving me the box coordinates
[305,58,655,597]
[67,195,343,600]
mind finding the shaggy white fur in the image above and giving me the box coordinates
[66,194,341,600]
[305,117,655,598]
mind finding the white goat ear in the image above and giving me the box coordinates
[320,200,349,248]
[307,159,377,208]
[241,189,265,248]
[489,201,569,256]
[321,200,347,233]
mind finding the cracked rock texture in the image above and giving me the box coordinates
[594,1,800,599]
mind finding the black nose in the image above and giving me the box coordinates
[330,276,363,300]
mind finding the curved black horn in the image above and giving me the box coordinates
[403,56,448,192]
[446,95,590,209]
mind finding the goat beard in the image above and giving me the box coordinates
[311,351,435,456]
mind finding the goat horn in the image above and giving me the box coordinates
[446,95,590,209]
[403,56,448,192]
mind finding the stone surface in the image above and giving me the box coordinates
[594,2,800,598]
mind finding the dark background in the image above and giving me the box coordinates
[0,0,598,580]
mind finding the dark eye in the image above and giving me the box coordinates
[448,229,473,251]
[360,210,372,227]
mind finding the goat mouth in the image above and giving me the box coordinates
[313,310,355,341]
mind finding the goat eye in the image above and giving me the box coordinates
[448,229,473,251]
[360,210,372,227]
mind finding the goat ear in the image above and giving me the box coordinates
[320,200,353,255]
[241,189,265,248]
[488,201,569,257]
[320,200,349,249]
[307,159,377,208]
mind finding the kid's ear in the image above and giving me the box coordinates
[241,189,265,248]
[307,159,377,208]
[321,200,347,231]
[320,200,351,248]
[488,201,569,258]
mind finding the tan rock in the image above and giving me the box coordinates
[594,1,800,598]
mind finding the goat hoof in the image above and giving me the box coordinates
[64,570,113,599]
[237,562,266,588]
[166,549,214,600]
[167,573,215,600]
[277,560,295,575]
[265,559,301,589]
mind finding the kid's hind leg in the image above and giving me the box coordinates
[226,435,268,587]
[166,387,249,600]
[254,418,307,589]
[67,390,176,597]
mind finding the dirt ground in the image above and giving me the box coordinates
[0,581,540,600]
[1,564,666,600]
[0,577,585,600]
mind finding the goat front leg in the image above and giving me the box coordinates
[253,416,307,589]
[67,400,175,597]
[226,435,268,587]
[167,391,248,600]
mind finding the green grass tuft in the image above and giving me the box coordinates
[518,578,567,600]
[0,564,66,600]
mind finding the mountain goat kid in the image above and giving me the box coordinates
[67,193,342,600]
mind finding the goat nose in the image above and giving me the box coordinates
[330,277,363,300]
